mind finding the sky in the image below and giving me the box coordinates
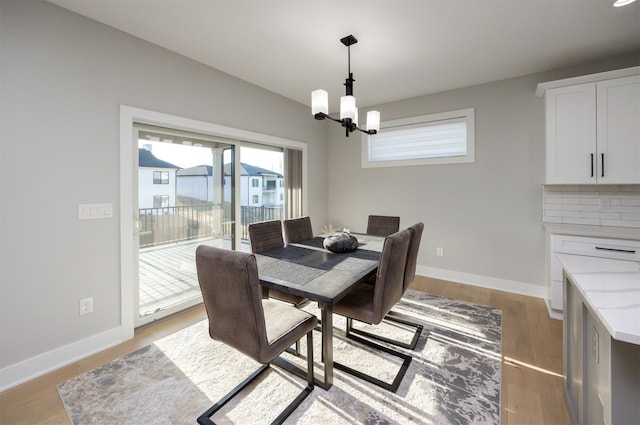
[138,140,283,174]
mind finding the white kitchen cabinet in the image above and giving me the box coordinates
[596,76,640,184]
[540,70,640,184]
[545,233,640,320]
[545,82,597,184]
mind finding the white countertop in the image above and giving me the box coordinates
[557,253,640,345]
[544,223,640,240]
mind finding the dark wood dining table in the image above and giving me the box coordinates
[255,233,385,390]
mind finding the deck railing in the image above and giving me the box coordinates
[139,203,284,248]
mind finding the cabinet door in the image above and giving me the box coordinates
[596,75,640,184]
[546,83,597,184]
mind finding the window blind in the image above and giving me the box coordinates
[368,118,467,162]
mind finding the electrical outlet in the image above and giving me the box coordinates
[79,297,93,316]
[437,247,444,257]
[599,198,610,211]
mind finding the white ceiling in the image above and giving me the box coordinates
[49,0,640,109]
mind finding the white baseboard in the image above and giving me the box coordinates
[417,265,546,300]
[0,326,123,392]
[544,297,564,321]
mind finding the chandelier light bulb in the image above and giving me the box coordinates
[311,90,328,115]
[340,95,357,120]
[367,111,380,132]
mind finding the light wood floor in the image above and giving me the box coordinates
[0,276,571,425]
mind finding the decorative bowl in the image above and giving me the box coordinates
[323,233,358,253]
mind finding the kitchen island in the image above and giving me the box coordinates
[558,254,640,425]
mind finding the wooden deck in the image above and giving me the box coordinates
[138,237,250,317]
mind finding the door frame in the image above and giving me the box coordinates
[119,105,307,340]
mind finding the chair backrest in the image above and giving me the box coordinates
[403,222,424,292]
[367,215,401,237]
[195,245,267,362]
[283,216,313,245]
[248,220,284,254]
[372,229,411,323]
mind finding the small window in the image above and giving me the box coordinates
[252,195,259,204]
[251,179,259,188]
[362,108,475,168]
[153,195,169,208]
[153,171,169,184]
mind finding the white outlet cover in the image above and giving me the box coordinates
[79,297,93,316]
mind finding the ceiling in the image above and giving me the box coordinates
[49,0,640,110]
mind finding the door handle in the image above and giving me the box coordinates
[595,246,636,254]
[590,154,594,177]
[601,153,604,178]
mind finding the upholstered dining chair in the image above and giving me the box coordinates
[195,246,316,425]
[332,229,412,392]
[347,222,425,350]
[248,220,309,307]
[366,215,400,237]
[248,220,310,355]
[283,216,313,245]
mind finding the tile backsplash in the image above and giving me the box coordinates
[543,185,640,228]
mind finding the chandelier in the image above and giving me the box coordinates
[311,35,380,137]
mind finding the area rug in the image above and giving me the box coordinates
[58,290,502,424]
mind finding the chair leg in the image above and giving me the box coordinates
[285,340,301,356]
[272,331,315,423]
[346,312,423,350]
[198,331,315,425]
[284,300,313,356]
[334,328,412,393]
[197,364,269,425]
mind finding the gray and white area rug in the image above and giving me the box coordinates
[58,290,502,424]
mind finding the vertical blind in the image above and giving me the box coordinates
[284,148,303,219]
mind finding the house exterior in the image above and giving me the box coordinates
[177,162,284,207]
[138,148,180,210]
[176,165,214,203]
[226,163,284,207]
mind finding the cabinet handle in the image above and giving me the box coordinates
[595,246,636,254]
[590,154,594,177]
[601,153,604,178]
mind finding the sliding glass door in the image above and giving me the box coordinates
[134,125,235,326]
[237,146,285,251]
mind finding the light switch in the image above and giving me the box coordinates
[79,203,114,220]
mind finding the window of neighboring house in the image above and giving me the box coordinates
[279,180,283,187]
[251,179,259,187]
[252,195,259,204]
[153,171,169,184]
[362,108,475,168]
[153,195,169,208]
[280,194,283,201]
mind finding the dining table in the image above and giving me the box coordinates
[255,232,385,390]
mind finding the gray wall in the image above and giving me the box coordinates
[0,1,327,371]
[327,54,639,293]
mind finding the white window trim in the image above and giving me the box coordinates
[119,105,307,341]
[361,108,475,168]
